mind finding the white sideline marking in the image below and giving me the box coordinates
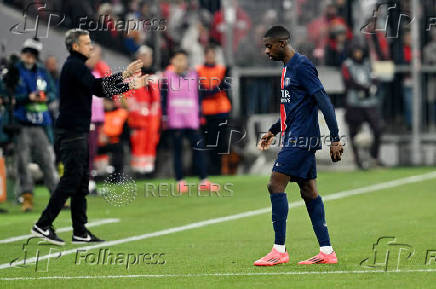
[1,268,436,281]
[1,171,435,271]
[0,219,120,244]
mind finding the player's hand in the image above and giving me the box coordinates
[330,141,344,162]
[128,74,149,90]
[257,131,275,151]
[123,60,143,79]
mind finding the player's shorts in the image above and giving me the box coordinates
[272,147,317,181]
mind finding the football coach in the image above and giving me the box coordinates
[31,28,147,245]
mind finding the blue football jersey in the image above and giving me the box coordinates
[279,53,324,150]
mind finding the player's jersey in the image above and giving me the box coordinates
[275,53,325,150]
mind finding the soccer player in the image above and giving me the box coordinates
[254,26,343,266]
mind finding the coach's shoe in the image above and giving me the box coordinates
[254,247,289,266]
[177,180,189,194]
[31,224,65,246]
[199,179,220,192]
[72,229,105,244]
[298,251,337,264]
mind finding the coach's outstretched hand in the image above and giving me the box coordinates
[258,131,275,151]
[330,141,344,162]
[123,60,143,79]
[128,74,150,90]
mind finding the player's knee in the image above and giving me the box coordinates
[267,182,283,194]
[300,188,318,201]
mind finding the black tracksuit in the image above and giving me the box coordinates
[37,51,129,234]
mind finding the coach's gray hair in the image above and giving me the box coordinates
[65,28,89,52]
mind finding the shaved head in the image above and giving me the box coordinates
[264,26,291,41]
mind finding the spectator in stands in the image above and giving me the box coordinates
[45,55,60,128]
[14,39,58,211]
[127,45,161,174]
[402,29,413,128]
[197,44,231,175]
[324,21,349,66]
[342,40,382,169]
[210,0,251,52]
[363,16,392,122]
[423,29,436,130]
[307,3,352,64]
[161,49,218,193]
[85,44,111,194]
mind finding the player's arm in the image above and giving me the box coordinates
[314,90,343,162]
[257,118,280,151]
[297,62,343,162]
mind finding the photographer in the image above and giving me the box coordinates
[341,40,382,169]
[13,38,59,212]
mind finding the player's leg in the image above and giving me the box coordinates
[268,171,290,250]
[297,179,337,264]
[254,171,290,266]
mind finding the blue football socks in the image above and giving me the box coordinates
[305,195,331,246]
[270,193,289,246]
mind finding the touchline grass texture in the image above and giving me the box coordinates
[1,167,436,289]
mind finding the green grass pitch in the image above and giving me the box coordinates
[1,167,436,288]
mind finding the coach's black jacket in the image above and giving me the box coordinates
[55,50,129,133]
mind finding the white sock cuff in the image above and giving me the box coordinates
[273,244,286,253]
[320,246,334,254]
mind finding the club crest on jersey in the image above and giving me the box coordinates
[284,77,291,87]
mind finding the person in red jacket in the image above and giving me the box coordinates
[127,46,161,174]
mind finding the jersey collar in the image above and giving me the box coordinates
[285,52,299,68]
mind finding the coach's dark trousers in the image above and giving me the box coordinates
[37,129,89,234]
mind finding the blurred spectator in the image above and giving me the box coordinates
[342,41,382,169]
[363,16,392,122]
[85,45,111,194]
[197,45,231,175]
[307,3,352,63]
[423,29,436,130]
[402,29,412,128]
[98,97,129,181]
[181,9,226,67]
[161,49,218,193]
[324,21,349,66]
[210,0,251,52]
[44,55,60,121]
[127,45,161,174]
[14,39,58,211]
